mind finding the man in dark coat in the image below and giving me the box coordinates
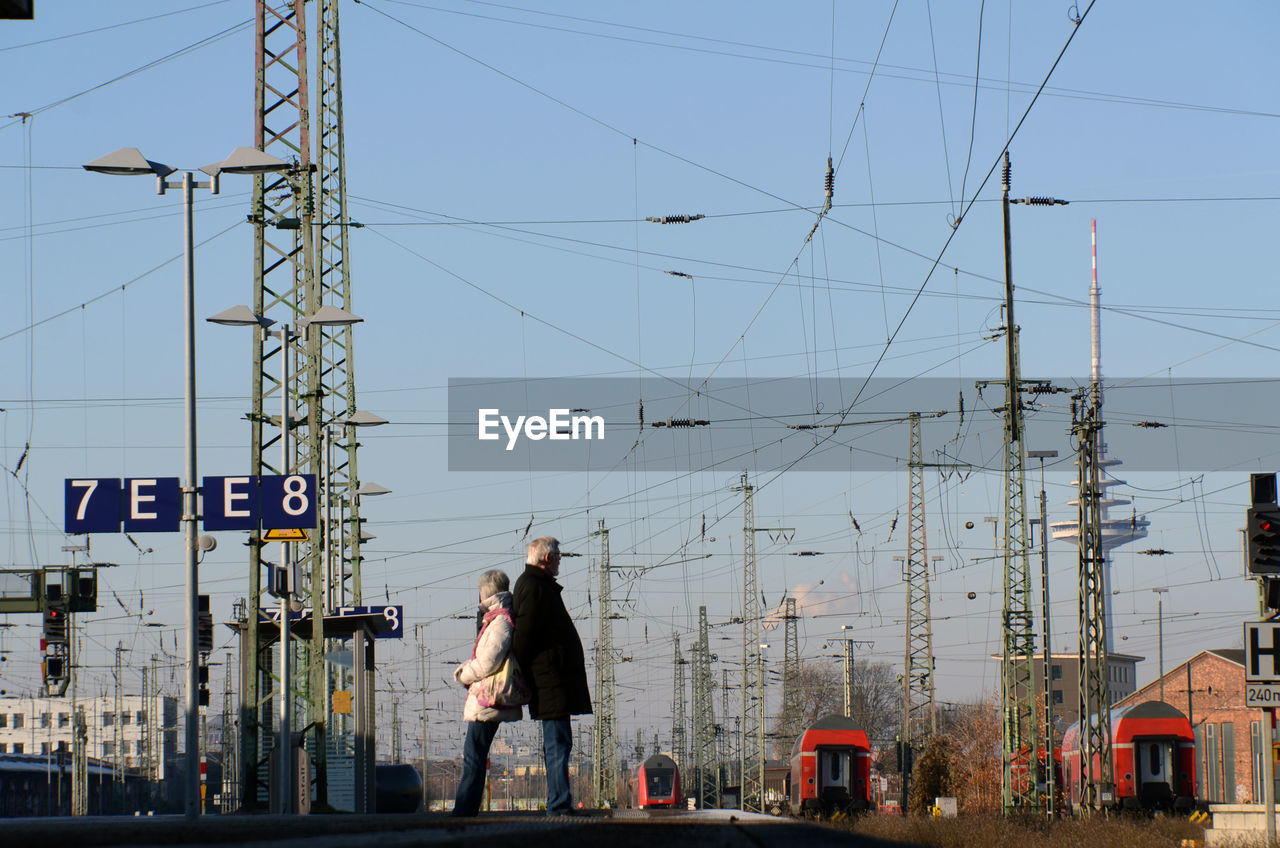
[512,536,592,814]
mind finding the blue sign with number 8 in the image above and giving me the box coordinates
[259,474,318,530]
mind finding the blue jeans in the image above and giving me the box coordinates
[453,720,499,816]
[541,718,573,813]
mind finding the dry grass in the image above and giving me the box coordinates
[835,813,1206,848]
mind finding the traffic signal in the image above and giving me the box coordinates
[45,657,65,680]
[43,605,67,642]
[198,594,213,654]
[198,664,210,707]
[1249,504,1280,576]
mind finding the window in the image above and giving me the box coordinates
[103,741,115,756]
[56,740,68,752]
[0,743,6,753]
[40,742,49,755]
[58,712,70,728]
[1052,689,1064,705]
[1051,664,1062,680]
[12,714,23,729]
[121,712,131,726]
[0,713,6,728]
[136,711,146,725]
[103,712,114,727]
[40,712,50,728]
[12,743,22,754]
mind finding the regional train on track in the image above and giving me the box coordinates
[785,713,872,816]
[628,753,682,809]
[1061,699,1196,813]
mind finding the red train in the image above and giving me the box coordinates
[1061,699,1195,812]
[630,754,681,809]
[786,714,872,816]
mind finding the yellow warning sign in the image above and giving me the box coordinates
[263,527,308,542]
[332,690,352,715]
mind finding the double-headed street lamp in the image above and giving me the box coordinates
[84,145,289,819]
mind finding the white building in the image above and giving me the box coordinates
[0,694,177,775]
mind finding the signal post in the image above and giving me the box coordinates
[1245,472,1280,841]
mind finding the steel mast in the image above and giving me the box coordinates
[998,152,1039,813]
[591,520,618,807]
[903,412,937,747]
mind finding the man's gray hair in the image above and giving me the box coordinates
[526,536,560,566]
[478,569,509,599]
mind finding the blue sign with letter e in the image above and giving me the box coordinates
[260,474,318,530]
[65,478,122,533]
[202,476,259,531]
[122,477,181,532]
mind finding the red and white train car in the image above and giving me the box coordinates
[787,714,872,816]
[1061,699,1195,812]
[629,754,681,809]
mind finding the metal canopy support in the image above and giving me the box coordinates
[904,412,936,747]
[591,520,618,807]
[1075,392,1113,809]
[997,153,1040,813]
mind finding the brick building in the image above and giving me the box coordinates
[1114,648,1270,804]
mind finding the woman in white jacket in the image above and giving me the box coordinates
[450,569,523,816]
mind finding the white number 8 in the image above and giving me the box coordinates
[282,475,309,516]
[383,606,400,632]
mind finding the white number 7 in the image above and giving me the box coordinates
[71,479,99,521]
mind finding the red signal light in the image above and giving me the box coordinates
[1265,521,1274,532]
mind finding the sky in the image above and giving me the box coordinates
[0,1,1278,762]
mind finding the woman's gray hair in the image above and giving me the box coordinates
[526,536,560,565]
[478,569,509,599]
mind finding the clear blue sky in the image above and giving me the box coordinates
[0,1,1276,758]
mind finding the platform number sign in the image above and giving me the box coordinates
[258,474,317,530]
[65,477,180,533]
[66,473,317,534]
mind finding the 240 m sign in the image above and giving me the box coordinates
[1246,683,1280,708]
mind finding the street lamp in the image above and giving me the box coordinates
[85,145,289,819]
[208,302,361,812]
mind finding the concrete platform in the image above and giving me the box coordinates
[0,811,914,848]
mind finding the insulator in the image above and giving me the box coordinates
[1024,196,1059,206]
[646,214,705,224]
[1002,154,1012,191]
[824,157,834,198]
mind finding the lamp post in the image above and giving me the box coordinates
[208,303,363,812]
[85,146,288,819]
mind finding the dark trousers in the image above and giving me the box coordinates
[541,717,573,813]
[452,720,499,816]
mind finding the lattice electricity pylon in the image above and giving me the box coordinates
[591,520,618,807]
[316,0,365,610]
[780,597,804,748]
[731,472,792,813]
[243,0,314,807]
[903,413,936,747]
[672,634,687,771]
[1074,392,1113,809]
[996,152,1039,813]
[733,472,764,812]
[693,606,718,809]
